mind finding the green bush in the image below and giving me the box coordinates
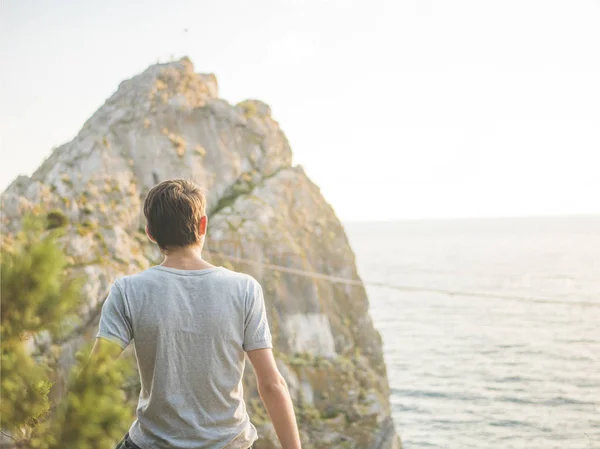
[1,217,131,448]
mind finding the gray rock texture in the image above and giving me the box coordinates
[1,58,401,449]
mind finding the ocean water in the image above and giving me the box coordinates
[344,216,600,449]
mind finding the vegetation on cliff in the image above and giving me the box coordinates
[1,217,131,448]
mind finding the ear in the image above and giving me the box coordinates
[145,225,156,243]
[199,215,208,236]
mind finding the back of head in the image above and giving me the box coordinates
[143,179,206,251]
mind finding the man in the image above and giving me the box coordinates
[92,179,302,449]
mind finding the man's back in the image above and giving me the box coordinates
[94,179,300,449]
[98,265,272,449]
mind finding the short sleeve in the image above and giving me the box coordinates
[243,279,273,352]
[97,280,133,349]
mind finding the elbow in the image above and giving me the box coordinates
[258,374,288,396]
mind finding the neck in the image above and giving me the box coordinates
[160,245,215,271]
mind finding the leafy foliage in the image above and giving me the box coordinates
[1,216,131,448]
[1,217,80,341]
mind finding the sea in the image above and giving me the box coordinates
[344,216,600,449]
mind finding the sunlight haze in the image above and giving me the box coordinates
[1,0,599,221]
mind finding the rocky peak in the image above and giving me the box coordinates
[1,58,401,449]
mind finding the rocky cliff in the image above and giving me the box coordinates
[1,58,401,449]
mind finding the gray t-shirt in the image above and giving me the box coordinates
[97,265,272,449]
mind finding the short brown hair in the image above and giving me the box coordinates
[143,179,207,250]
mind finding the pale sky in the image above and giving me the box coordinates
[1,0,599,221]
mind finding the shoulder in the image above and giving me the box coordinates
[112,267,161,292]
[217,267,261,289]
[113,266,262,294]
[215,269,265,302]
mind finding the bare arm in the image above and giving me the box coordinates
[247,348,301,449]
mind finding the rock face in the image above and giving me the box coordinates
[1,58,401,449]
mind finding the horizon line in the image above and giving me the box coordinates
[342,213,600,224]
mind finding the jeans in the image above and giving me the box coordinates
[115,433,254,449]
